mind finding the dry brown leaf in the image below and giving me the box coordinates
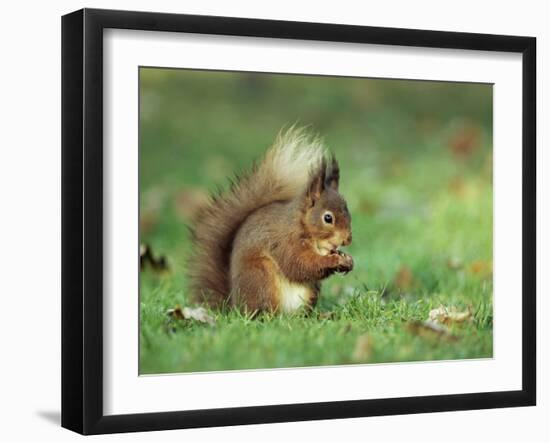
[406,320,459,342]
[166,305,185,320]
[428,305,472,325]
[166,305,216,326]
[352,334,373,362]
[182,307,216,326]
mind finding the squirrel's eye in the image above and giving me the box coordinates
[323,213,334,224]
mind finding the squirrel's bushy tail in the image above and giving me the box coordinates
[187,127,325,307]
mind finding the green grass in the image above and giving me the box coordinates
[139,68,493,374]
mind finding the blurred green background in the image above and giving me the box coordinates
[139,68,493,374]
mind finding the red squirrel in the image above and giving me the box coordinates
[187,128,353,313]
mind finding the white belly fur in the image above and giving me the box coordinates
[278,276,311,313]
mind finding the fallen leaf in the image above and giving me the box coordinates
[139,244,169,272]
[428,305,473,325]
[166,305,185,320]
[406,320,459,342]
[429,305,472,324]
[166,305,216,326]
[352,334,373,362]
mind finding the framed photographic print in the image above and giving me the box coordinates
[61,8,536,435]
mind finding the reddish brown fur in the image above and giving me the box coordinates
[187,130,353,312]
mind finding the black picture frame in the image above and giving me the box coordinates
[61,8,536,435]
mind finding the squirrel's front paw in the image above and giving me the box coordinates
[333,251,354,274]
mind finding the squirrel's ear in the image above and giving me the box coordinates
[306,161,326,206]
[325,155,340,191]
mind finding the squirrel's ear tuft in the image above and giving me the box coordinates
[306,159,327,206]
[325,155,340,191]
